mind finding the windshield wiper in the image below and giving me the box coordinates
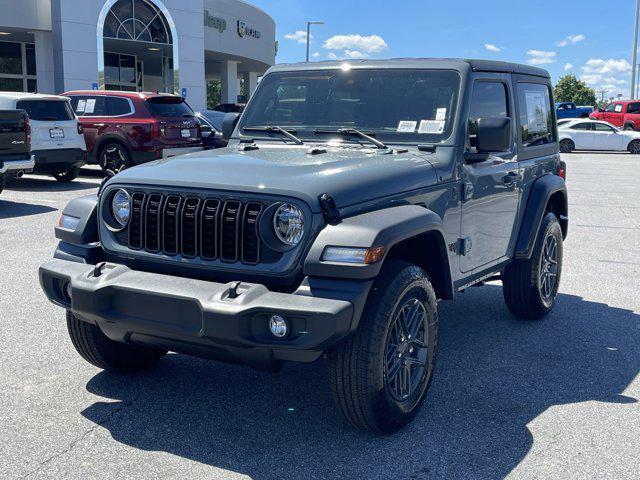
[243,125,304,145]
[314,128,388,150]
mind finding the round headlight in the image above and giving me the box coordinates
[111,189,131,227]
[273,203,305,246]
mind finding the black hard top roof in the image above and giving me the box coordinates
[267,58,550,79]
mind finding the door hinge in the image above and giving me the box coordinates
[461,182,473,202]
[449,237,473,256]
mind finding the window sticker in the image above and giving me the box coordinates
[418,120,445,134]
[84,99,96,114]
[525,91,547,133]
[614,104,623,113]
[397,120,417,133]
[75,99,86,113]
[435,108,447,121]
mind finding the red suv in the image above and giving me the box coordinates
[590,100,640,130]
[64,91,203,176]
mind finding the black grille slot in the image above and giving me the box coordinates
[145,194,163,252]
[200,199,220,260]
[181,197,201,258]
[242,202,263,264]
[162,195,181,255]
[220,200,241,262]
[128,193,145,250]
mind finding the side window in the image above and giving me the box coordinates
[106,97,133,116]
[570,123,592,131]
[594,123,614,132]
[603,103,616,112]
[467,81,508,148]
[627,102,640,114]
[71,96,106,117]
[517,82,554,147]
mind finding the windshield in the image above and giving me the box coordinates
[16,100,74,121]
[146,97,194,117]
[240,69,461,143]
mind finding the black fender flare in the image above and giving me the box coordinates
[55,194,99,246]
[515,174,568,259]
[304,205,453,292]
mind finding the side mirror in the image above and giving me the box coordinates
[200,124,213,138]
[221,112,240,140]
[476,117,511,153]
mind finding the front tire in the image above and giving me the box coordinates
[99,142,131,177]
[52,166,80,182]
[328,262,438,434]
[502,212,563,320]
[66,311,166,373]
[628,139,640,154]
[559,139,574,153]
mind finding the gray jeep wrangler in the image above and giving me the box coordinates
[40,59,568,434]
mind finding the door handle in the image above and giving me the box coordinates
[93,123,106,128]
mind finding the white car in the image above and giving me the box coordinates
[0,92,87,181]
[558,119,640,154]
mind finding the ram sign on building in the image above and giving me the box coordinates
[0,0,276,110]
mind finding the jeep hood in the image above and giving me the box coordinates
[110,145,441,212]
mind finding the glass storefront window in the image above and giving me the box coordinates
[0,41,22,75]
[0,41,37,92]
[0,77,24,91]
[26,44,36,76]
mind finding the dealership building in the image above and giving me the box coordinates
[0,0,276,110]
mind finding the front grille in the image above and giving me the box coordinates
[123,192,265,265]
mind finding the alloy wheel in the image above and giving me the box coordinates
[539,233,559,304]
[103,145,127,176]
[384,298,429,401]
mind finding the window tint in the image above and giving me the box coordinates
[69,96,107,116]
[15,100,74,121]
[594,123,615,132]
[627,102,640,114]
[468,82,508,146]
[517,83,554,147]
[145,97,194,117]
[570,122,592,131]
[106,97,133,116]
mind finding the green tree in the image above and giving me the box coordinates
[206,80,221,109]
[554,75,597,106]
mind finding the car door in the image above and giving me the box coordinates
[567,121,595,149]
[460,76,521,273]
[603,102,624,127]
[69,95,108,155]
[592,122,625,150]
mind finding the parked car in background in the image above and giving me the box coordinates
[0,93,86,182]
[64,91,203,177]
[0,109,35,194]
[555,102,593,119]
[557,118,574,128]
[590,100,640,130]
[195,111,228,149]
[213,103,245,113]
[558,119,640,153]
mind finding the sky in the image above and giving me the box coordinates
[251,0,637,101]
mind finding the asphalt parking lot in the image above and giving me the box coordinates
[0,153,638,480]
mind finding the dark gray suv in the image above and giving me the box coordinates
[39,59,568,434]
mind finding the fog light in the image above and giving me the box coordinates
[269,315,288,338]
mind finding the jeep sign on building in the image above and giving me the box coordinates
[0,0,276,111]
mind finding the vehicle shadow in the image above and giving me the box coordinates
[81,286,640,479]
[0,199,57,219]
[5,176,99,193]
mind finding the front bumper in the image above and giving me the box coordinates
[32,148,86,173]
[39,259,356,367]
[0,155,35,175]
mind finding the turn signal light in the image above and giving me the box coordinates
[557,160,567,180]
[322,246,386,265]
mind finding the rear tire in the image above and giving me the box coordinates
[628,139,640,154]
[624,125,636,131]
[66,311,166,373]
[328,262,438,434]
[99,142,131,177]
[559,139,574,153]
[502,212,563,320]
[52,166,80,182]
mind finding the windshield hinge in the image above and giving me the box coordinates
[319,193,341,225]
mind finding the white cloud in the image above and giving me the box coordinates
[484,44,501,52]
[323,34,388,54]
[284,30,310,44]
[327,52,338,60]
[581,58,632,75]
[564,63,574,71]
[579,59,632,98]
[312,51,320,58]
[526,50,556,65]
[326,49,369,60]
[557,34,585,47]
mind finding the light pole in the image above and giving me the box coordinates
[305,21,324,62]
[632,0,640,99]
